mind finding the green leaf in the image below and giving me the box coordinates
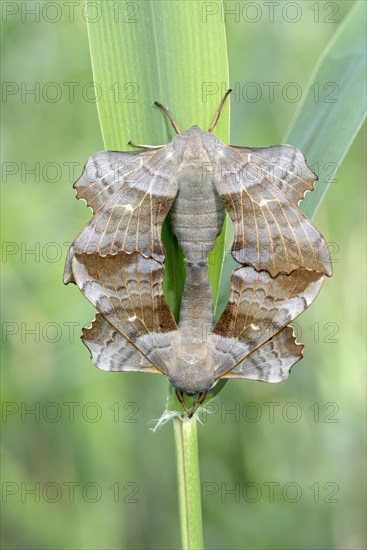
[284,1,366,219]
[86,0,229,318]
[216,2,366,311]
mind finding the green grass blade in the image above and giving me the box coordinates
[216,2,366,318]
[86,0,229,317]
[173,418,204,550]
[284,1,366,218]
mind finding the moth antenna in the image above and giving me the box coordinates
[191,391,208,416]
[128,141,164,150]
[175,389,192,417]
[155,101,181,134]
[208,88,232,133]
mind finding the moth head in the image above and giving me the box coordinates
[173,125,218,166]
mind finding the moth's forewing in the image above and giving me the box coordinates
[64,146,179,285]
[213,142,332,276]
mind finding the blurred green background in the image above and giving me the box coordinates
[1,1,366,549]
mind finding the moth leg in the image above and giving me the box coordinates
[154,101,181,134]
[128,140,165,149]
[175,389,192,417]
[208,88,232,132]
[191,391,208,417]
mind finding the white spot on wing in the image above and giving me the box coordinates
[121,203,133,212]
[250,323,260,331]
[128,315,137,322]
[259,199,276,207]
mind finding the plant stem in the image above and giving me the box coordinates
[173,417,204,550]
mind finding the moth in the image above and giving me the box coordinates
[65,91,332,416]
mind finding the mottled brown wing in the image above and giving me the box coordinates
[231,145,316,206]
[82,314,161,373]
[210,266,323,378]
[64,147,178,284]
[214,143,332,276]
[74,149,159,213]
[71,252,179,374]
[220,326,303,383]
